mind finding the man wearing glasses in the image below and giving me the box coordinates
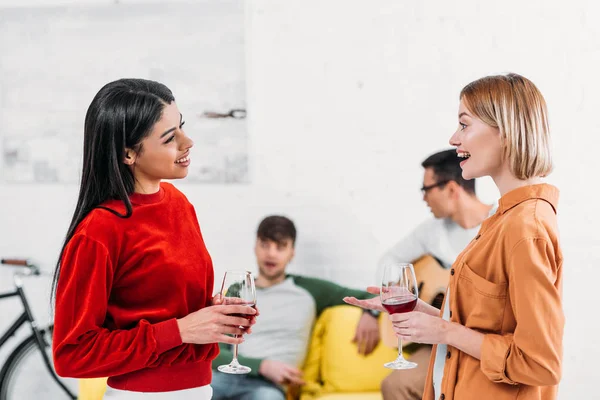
[376,149,496,400]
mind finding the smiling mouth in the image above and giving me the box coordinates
[175,155,190,164]
[457,152,471,159]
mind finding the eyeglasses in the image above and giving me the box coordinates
[420,180,450,195]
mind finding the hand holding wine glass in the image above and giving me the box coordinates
[344,286,437,316]
[380,262,419,370]
[217,270,257,374]
[176,302,256,346]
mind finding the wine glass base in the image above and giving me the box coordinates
[384,359,418,370]
[217,364,252,374]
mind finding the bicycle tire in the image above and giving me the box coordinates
[0,329,78,400]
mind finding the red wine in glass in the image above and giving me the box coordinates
[380,262,419,370]
[382,296,417,314]
[228,303,256,332]
[218,271,256,374]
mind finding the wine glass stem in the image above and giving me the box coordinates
[397,336,403,359]
[232,342,239,363]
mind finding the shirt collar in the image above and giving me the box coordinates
[498,183,559,215]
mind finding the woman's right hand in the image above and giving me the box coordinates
[344,287,440,317]
[343,286,386,312]
[176,304,256,345]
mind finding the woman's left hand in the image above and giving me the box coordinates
[390,311,450,345]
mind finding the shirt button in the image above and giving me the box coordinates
[450,269,455,276]
[446,351,451,359]
[449,310,453,318]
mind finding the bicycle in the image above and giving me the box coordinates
[0,258,79,399]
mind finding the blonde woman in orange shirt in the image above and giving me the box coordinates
[345,73,563,400]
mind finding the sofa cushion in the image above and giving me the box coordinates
[78,377,107,400]
[300,305,399,398]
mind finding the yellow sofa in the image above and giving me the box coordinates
[296,305,402,400]
[78,378,107,400]
[78,306,402,400]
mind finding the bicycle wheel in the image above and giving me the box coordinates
[0,329,79,400]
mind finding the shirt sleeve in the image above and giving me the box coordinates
[480,238,563,386]
[376,222,430,284]
[293,276,374,317]
[52,234,183,378]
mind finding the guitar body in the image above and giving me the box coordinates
[381,255,450,348]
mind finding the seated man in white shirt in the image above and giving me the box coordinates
[378,149,495,400]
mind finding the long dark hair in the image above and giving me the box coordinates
[52,78,175,299]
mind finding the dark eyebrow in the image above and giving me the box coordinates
[160,127,176,138]
[159,113,184,138]
[458,112,471,119]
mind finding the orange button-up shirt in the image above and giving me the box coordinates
[423,184,564,400]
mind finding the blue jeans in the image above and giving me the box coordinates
[211,370,285,400]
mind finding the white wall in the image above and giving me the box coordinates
[1,0,598,398]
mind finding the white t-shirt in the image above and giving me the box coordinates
[377,215,483,282]
[433,290,451,397]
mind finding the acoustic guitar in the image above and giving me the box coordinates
[381,254,449,348]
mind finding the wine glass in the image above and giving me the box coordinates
[380,262,419,369]
[217,270,257,374]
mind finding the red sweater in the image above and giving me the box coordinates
[53,182,218,392]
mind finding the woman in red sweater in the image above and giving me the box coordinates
[52,79,256,399]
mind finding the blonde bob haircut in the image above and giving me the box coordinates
[460,73,553,179]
